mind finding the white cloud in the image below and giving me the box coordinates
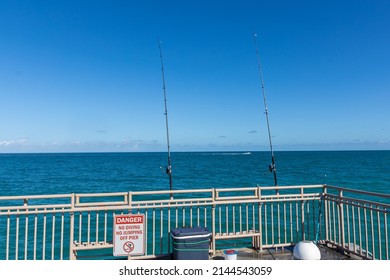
[0,138,28,146]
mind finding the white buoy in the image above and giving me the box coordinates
[223,250,238,260]
[293,241,321,260]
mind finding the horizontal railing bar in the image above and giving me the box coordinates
[215,233,260,239]
[0,206,126,216]
[131,197,213,205]
[0,197,324,215]
[262,242,294,249]
[260,193,320,199]
[0,194,73,201]
[217,187,259,191]
[131,189,213,195]
[0,186,323,206]
[3,184,387,207]
[325,194,389,210]
[75,192,127,198]
[75,201,128,207]
[0,204,72,211]
[325,185,390,199]
[0,208,72,216]
[215,195,258,201]
[131,191,213,199]
[258,184,324,191]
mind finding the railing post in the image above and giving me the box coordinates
[324,185,329,242]
[258,186,263,251]
[168,200,171,255]
[299,185,305,240]
[301,200,306,240]
[128,191,132,214]
[69,193,76,260]
[338,190,345,248]
[211,189,216,256]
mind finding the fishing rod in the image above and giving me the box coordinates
[158,39,173,195]
[253,33,278,187]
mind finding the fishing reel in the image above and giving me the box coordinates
[268,163,276,173]
[165,165,172,175]
[160,165,172,175]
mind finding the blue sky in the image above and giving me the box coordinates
[0,0,389,153]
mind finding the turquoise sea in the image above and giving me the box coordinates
[0,150,389,196]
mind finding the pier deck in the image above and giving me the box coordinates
[212,244,353,260]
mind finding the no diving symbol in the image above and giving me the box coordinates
[123,241,134,253]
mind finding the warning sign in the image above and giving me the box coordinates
[113,214,145,256]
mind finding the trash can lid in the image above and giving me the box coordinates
[223,250,238,255]
[171,227,210,237]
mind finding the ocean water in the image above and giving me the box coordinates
[0,150,389,196]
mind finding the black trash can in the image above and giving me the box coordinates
[171,227,211,260]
